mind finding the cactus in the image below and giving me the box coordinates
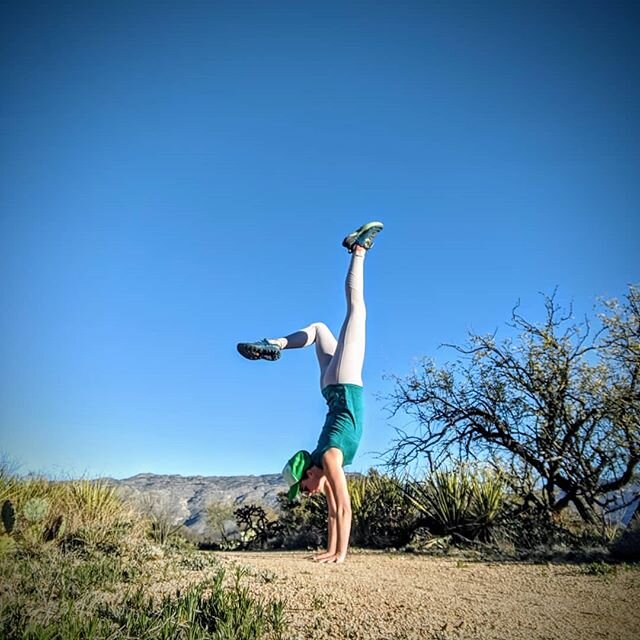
[2,500,15,534]
[23,497,49,523]
[44,515,65,542]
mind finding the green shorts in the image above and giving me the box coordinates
[310,383,364,468]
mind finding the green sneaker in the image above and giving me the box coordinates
[237,338,282,361]
[342,221,384,253]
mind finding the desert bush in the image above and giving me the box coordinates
[233,504,283,550]
[611,519,640,561]
[405,465,506,542]
[491,491,625,559]
[0,466,288,639]
[579,561,618,576]
[349,470,416,548]
[270,492,325,549]
[207,501,238,548]
[1,472,198,554]
[62,480,141,551]
[386,286,640,527]
[493,502,578,552]
[0,471,144,555]
[128,490,191,547]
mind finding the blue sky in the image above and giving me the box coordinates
[1,1,638,479]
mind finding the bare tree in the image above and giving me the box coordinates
[385,285,640,524]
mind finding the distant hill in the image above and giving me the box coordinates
[103,472,639,542]
[103,472,288,540]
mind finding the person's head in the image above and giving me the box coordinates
[299,465,326,495]
[282,450,325,501]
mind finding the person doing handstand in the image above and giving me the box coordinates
[236,221,383,564]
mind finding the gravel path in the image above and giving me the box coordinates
[216,550,640,640]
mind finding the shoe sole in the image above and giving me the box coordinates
[342,221,384,251]
[237,343,281,361]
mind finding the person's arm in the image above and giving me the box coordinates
[317,447,351,564]
[313,479,337,561]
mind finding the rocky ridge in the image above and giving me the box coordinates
[104,473,288,539]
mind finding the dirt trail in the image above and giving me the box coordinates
[216,550,639,640]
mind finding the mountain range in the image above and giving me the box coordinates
[104,472,288,540]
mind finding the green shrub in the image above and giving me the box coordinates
[611,520,640,561]
[207,501,237,548]
[580,561,617,576]
[406,465,506,542]
[493,501,596,555]
[275,493,326,549]
[0,468,288,640]
[63,480,140,550]
[0,471,144,554]
[349,470,416,548]
[97,571,286,640]
[0,551,286,640]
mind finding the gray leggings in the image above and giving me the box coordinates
[274,252,366,389]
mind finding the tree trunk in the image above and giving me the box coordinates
[571,496,598,524]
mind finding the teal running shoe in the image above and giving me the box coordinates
[342,221,384,253]
[237,338,282,361]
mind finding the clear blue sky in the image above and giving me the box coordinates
[1,1,638,479]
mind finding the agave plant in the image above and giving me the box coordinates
[68,481,122,521]
[406,469,472,532]
[468,468,506,539]
[406,464,505,541]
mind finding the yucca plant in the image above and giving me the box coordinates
[63,480,135,549]
[469,469,506,540]
[67,481,122,521]
[13,477,63,505]
[407,468,473,532]
[406,465,506,542]
[0,465,16,504]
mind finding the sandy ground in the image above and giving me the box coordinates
[215,550,639,640]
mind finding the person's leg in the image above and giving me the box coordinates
[237,221,381,376]
[269,323,338,387]
[322,245,367,388]
[237,323,337,380]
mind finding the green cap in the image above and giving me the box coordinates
[282,450,312,501]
